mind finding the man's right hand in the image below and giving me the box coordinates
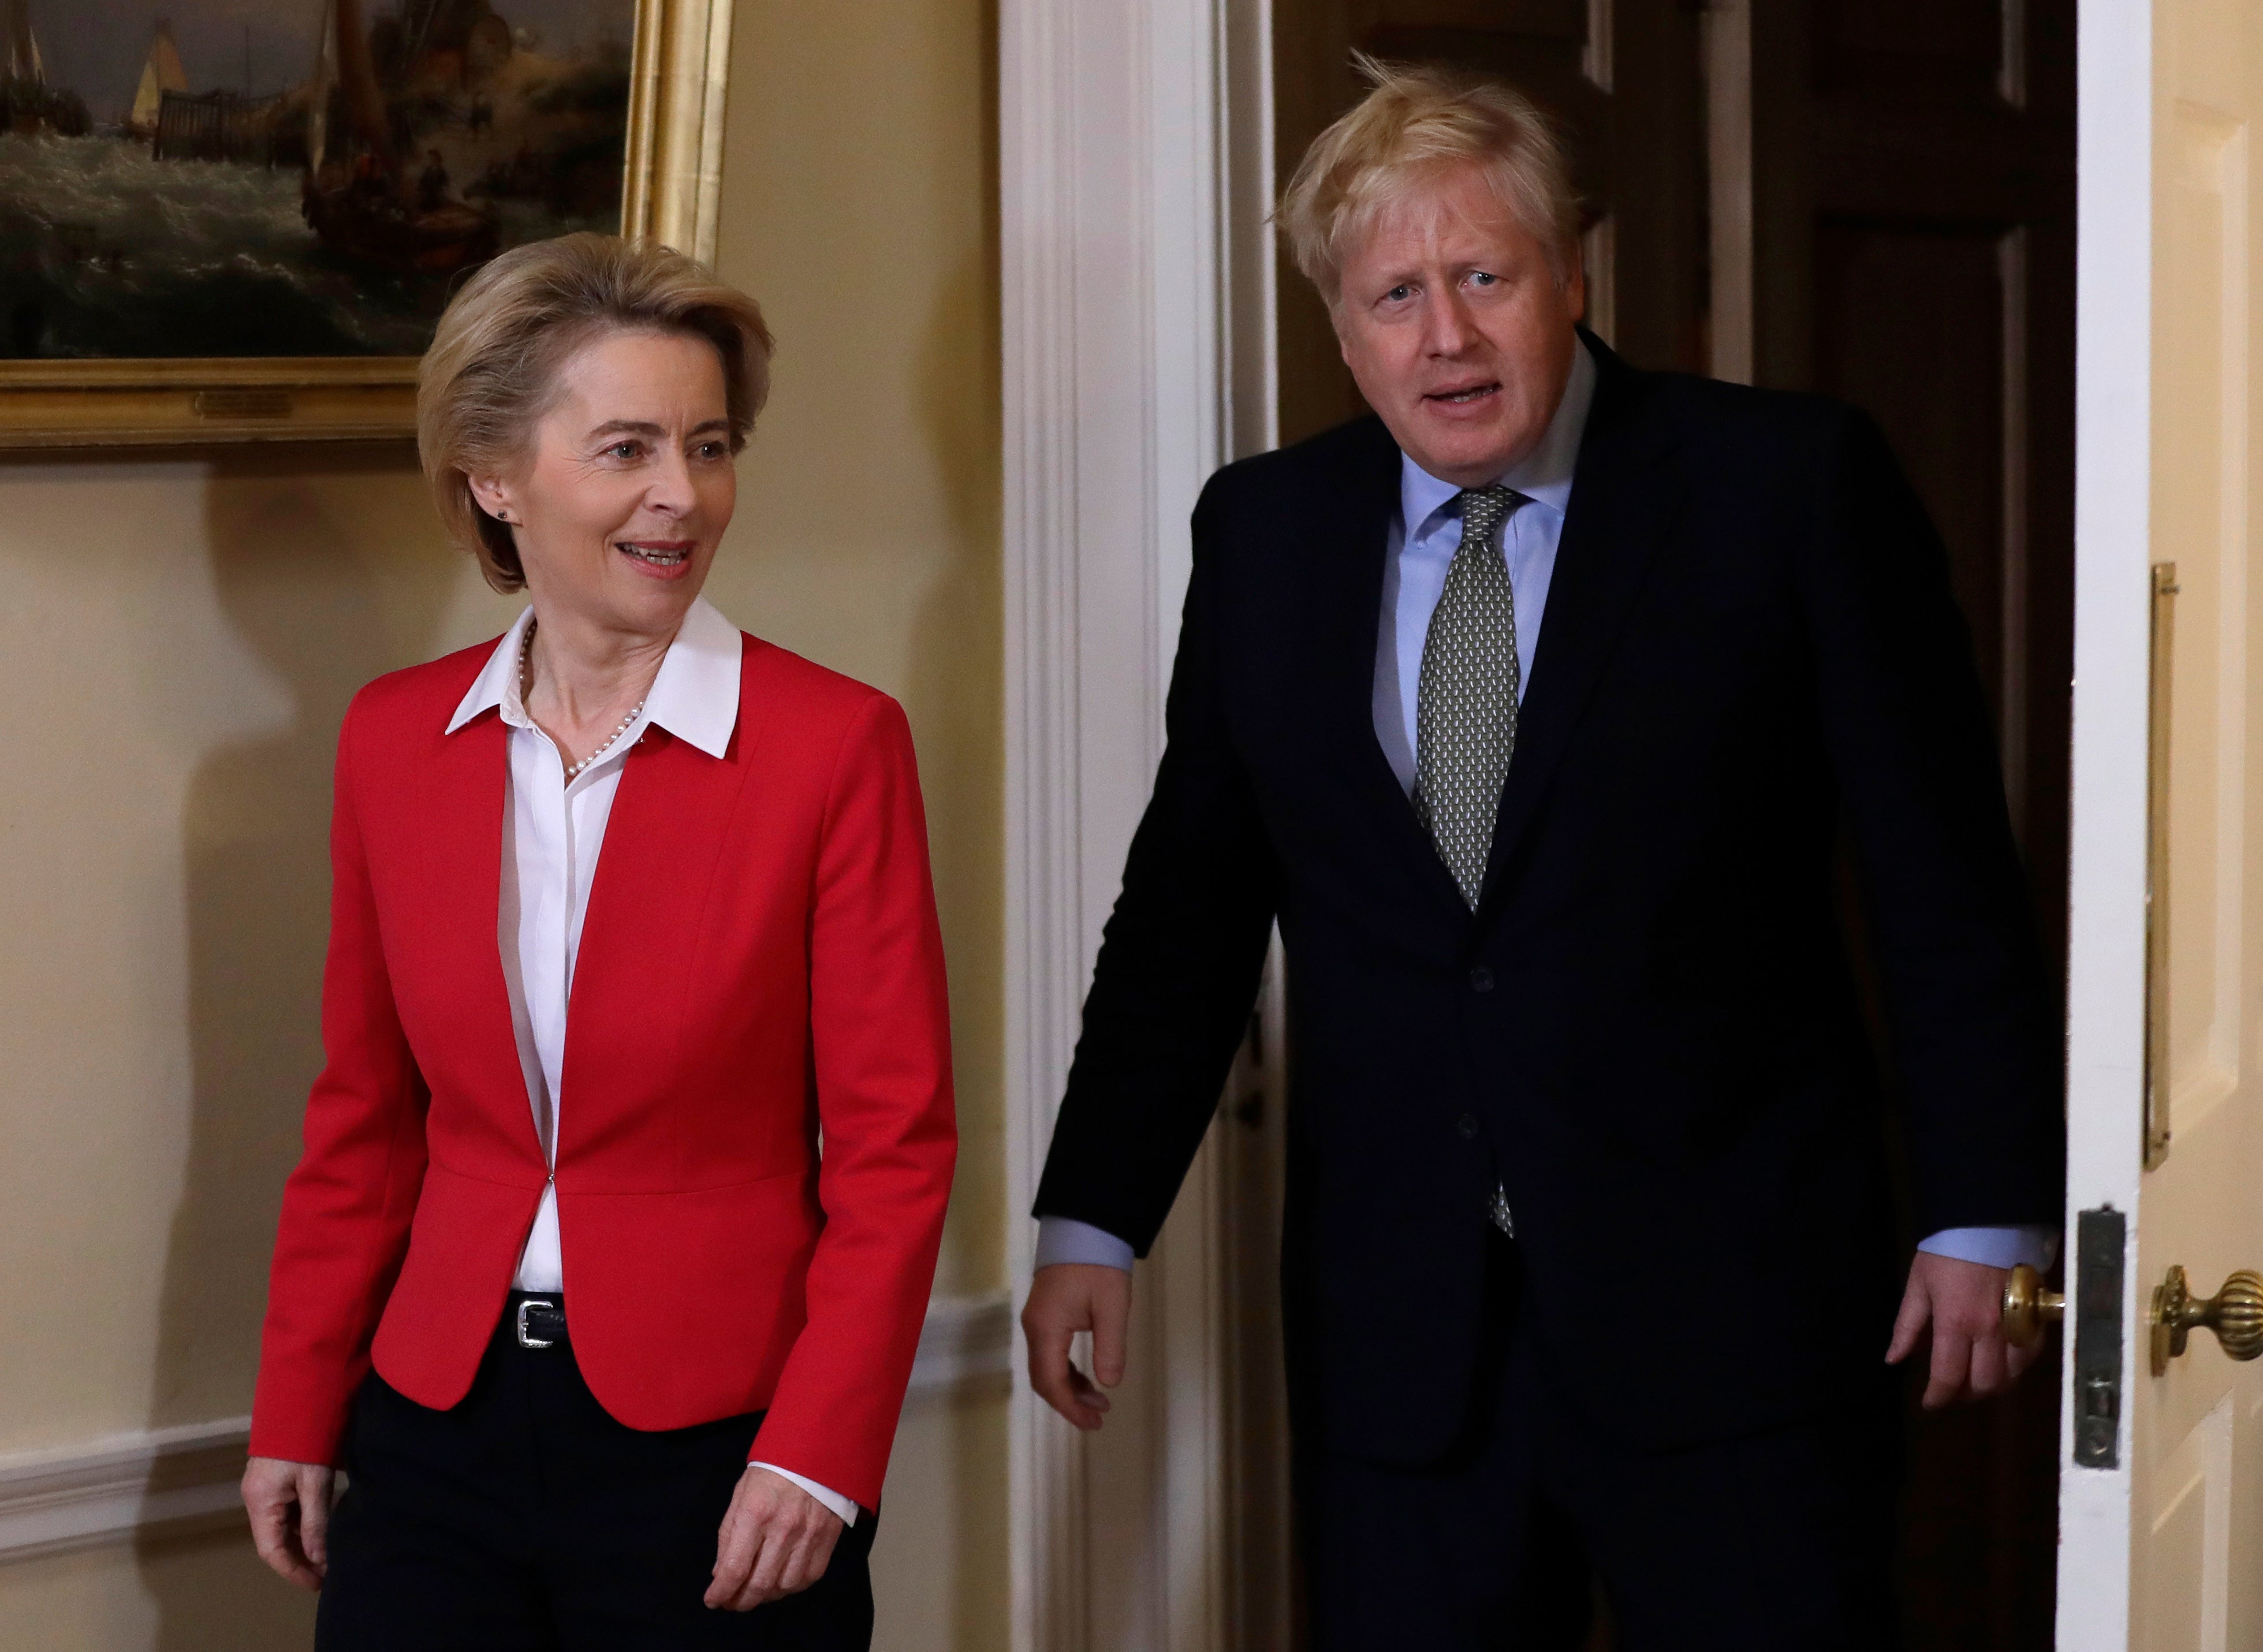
[243,1455,336,1590]
[1022,1263,1132,1431]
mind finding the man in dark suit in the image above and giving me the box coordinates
[1021,59,2063,1649]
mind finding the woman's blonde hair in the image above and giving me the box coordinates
[1278,54,1580,306]
[416,233,775,592]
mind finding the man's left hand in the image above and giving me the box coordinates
[1887,1251,2037,1408]
[707,1466,844,1612]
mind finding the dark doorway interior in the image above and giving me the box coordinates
[1267,3,2075,1647]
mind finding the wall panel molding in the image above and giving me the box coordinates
[0,1293,1013,1565]
[909,1290,1016,1396]
[0,1418,252,1564]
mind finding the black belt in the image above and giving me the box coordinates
[510,1295,568,1349]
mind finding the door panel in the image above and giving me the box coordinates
[1748,3,2075,1644]
[2082,0,2263,1638]
[1816,1,2005,87]
[2140,1394,2231,1652]
[2157,98,2247,1123]
[1813,221,2012,707]
[2131,4,2263,1643]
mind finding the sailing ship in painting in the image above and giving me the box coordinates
[1,0,90,134]
[301,0,499,275]
[0,0,632,357]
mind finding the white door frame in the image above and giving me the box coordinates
[999,2,1277,1650]
[2060,0,2153,1644]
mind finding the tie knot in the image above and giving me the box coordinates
[1455,485,1523,547]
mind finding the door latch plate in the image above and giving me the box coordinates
[2072,1205,2126,1470]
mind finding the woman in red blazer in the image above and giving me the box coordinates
[241,234,956,1651]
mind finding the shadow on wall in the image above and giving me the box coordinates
[901,225,1006,1300]
[901,105,1007,1635]
[143,445,453,1649]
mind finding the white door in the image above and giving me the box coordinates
[2061,0,2263,1644]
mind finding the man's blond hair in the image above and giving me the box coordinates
[417,233,774,593]
[1278,54,1580,305]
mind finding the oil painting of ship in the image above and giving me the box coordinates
[0,0,634,359]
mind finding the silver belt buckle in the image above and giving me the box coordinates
[516,1298,558,1349]
[1488,1184,1515,1237]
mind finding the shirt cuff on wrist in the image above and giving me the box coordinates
[1035,1215,1136,1272]
[1917,1225,2060,1271]
[748,1463,859,1527]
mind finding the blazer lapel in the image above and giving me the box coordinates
[1477,343,1690,917]
[419,710,539,1141]
[558,662,767,1154]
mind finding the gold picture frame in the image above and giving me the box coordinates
[0,0,733,449]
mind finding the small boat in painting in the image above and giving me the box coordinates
[301,0,498,278]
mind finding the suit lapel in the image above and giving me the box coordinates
[1305,419,1477,915]
[1476,342,1689,918]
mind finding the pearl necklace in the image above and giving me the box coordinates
[521,622,647,783]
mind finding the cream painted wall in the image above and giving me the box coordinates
[712,0,1004,1306]
[0,0,1003,1644]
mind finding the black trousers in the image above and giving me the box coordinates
[316,1295,875,1651]
[1296,1237,1901,1652]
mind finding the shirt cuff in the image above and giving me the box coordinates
[748,1463,860,1528]
[1917,1225,2060,1271]
[1035,1216,1136,1272]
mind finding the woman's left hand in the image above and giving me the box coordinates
[706,1465,845,1611]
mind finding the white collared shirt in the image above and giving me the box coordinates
[446,596,859,1525]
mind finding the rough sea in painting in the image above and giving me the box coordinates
[0,0,632,359]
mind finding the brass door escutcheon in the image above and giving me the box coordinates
[2001,1263,2064,1351]
[2150,1266,2263,1375]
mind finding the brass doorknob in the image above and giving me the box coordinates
[2150,1266,2263,1375]
[2001,1263,2064,1351]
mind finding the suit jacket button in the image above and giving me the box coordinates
[1456,1113,1479,1140]
[1468,966,1494,993]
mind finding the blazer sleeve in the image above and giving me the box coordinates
[747,694,957,1511]
[1798,408,2064,1237]
[249,693,432,1465]
[1031,480,1281,1255]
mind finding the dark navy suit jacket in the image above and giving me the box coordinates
[1033,335,2063,1465]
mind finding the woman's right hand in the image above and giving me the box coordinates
[242,1455,337,1590]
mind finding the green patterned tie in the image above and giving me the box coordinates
[1413,485,1524,908]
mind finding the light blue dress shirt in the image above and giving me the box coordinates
[1037,339,2054,1277]
[1371,334,1594,792]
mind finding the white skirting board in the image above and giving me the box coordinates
[0,1418,255,1565]
[0,1291,1012,1564]
[906,1290,1015,1397]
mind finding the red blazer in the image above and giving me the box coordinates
[249,631,956,1511]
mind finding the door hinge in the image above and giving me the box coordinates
[2072,1205,2127,1470]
